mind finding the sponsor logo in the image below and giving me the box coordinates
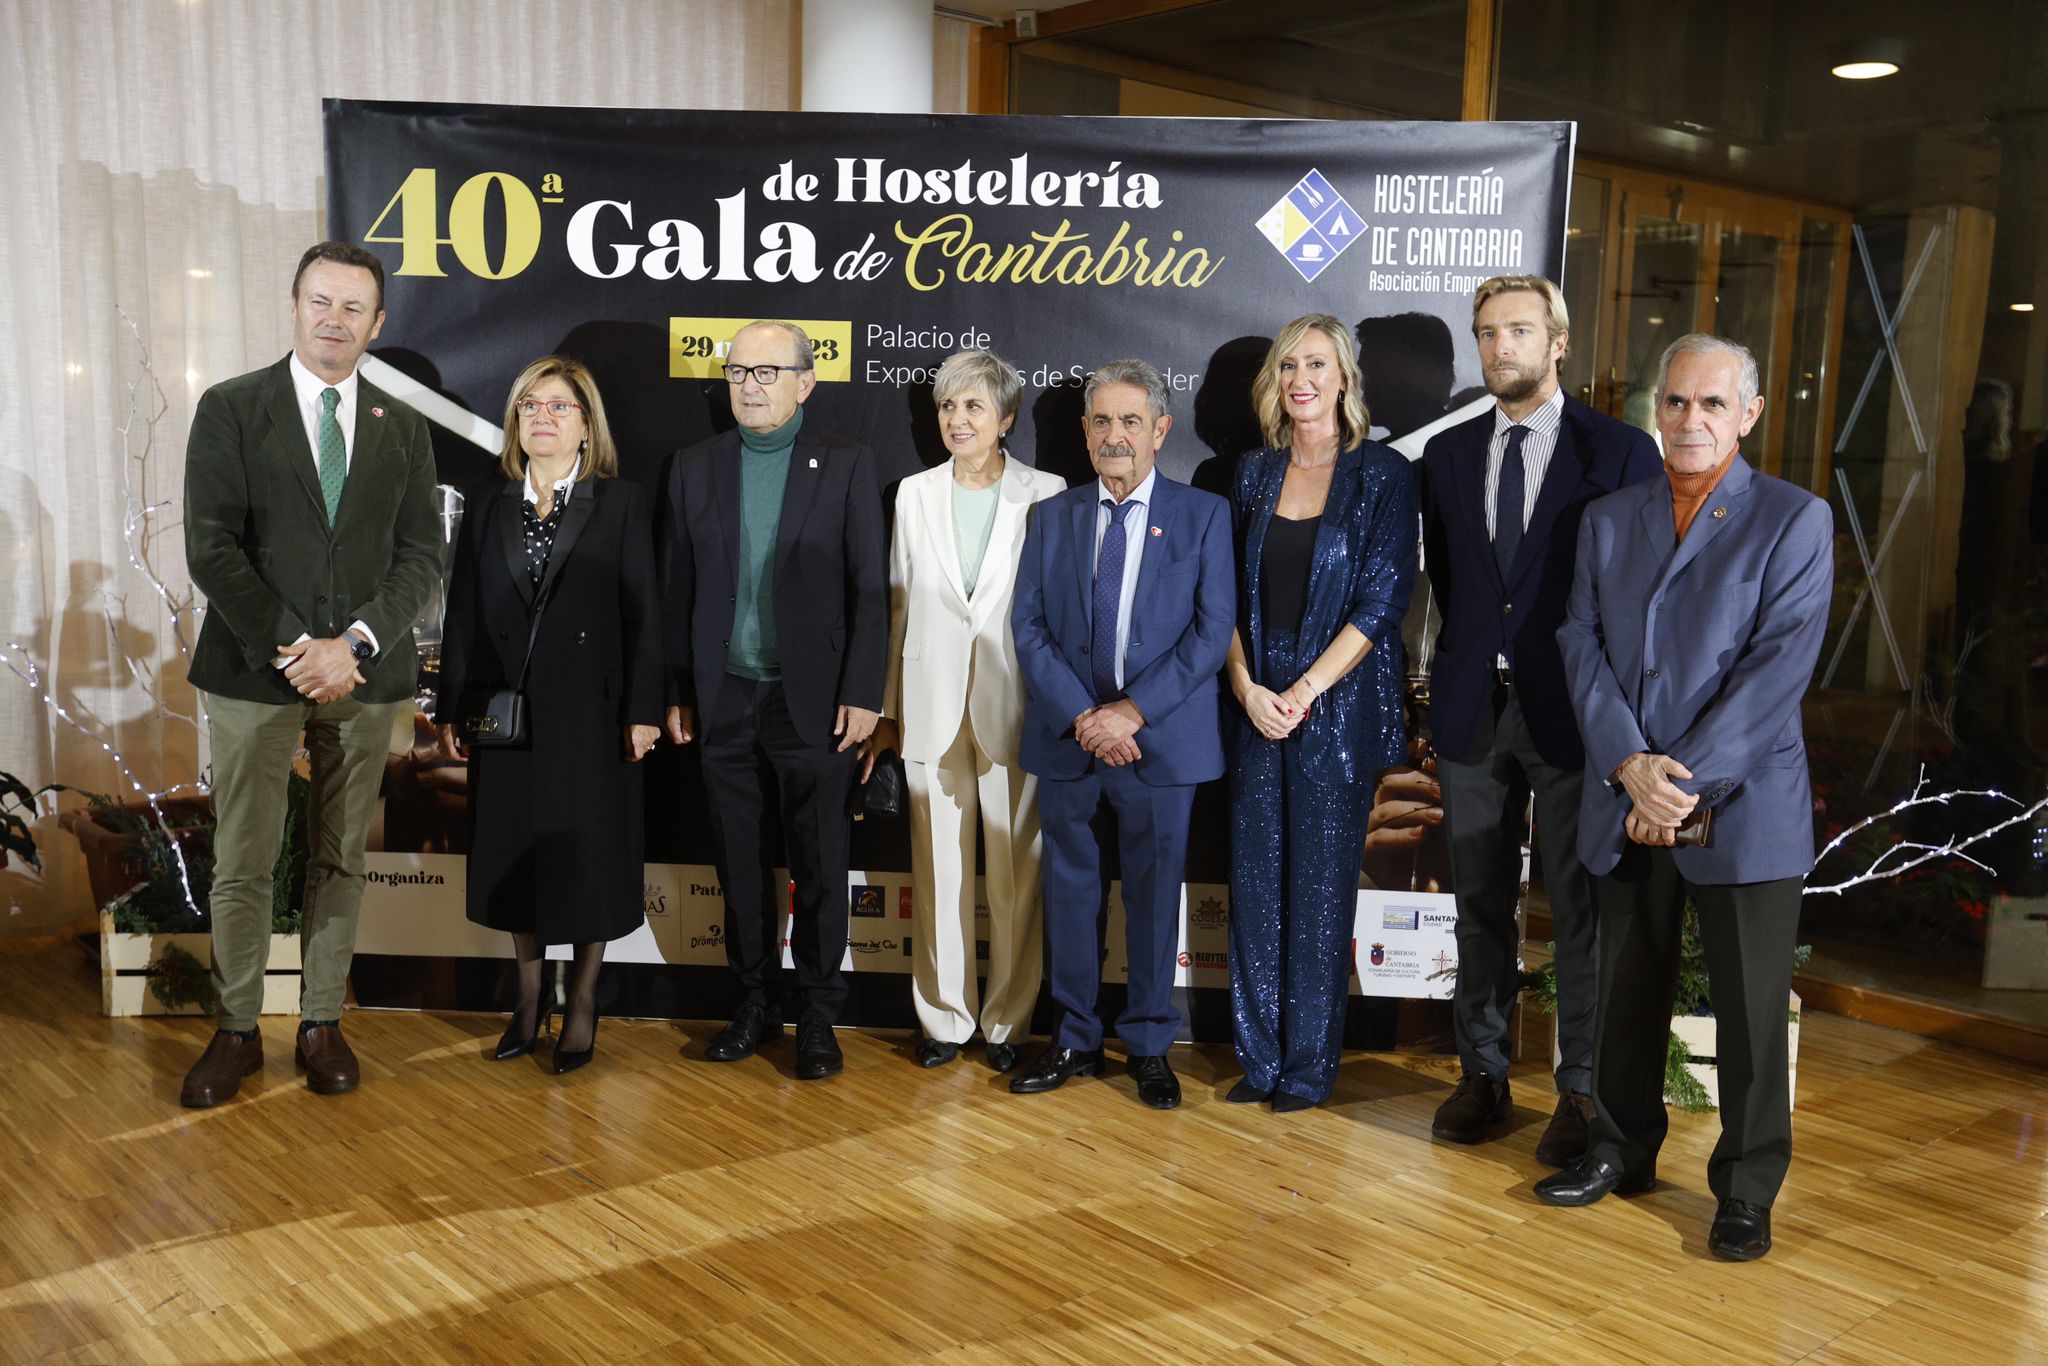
[1369,942,1386,966]
[1255,169,1364,282]
[1381,905,1419,931]
[1177,950,1193,968]
[1191,896,1227,931]
[688,881,723,898]
[1432,950,1456,975]
[899,887,914,918]
[852,884,886,918]
[366,870,446,886]
[690,924,726,950]
[1421,909,1458,928]
[849,937,898,954]
[1192,950,1227,970]
[643,884,669,918]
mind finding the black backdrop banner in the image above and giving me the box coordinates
[326,100,1573,1036]
[326,100,1573,493]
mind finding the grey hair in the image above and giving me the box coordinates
[1656,333,1759,410]
[736,319,815,371]
[1083,358,1171,422]
[933,349,1023,425]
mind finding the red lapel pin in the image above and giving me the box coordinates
[370,406,385,417]
[1149,526,1163,537]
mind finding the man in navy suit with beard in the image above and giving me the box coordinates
[1417,275,1662,1165]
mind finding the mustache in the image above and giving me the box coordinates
[1097,440,1137,459]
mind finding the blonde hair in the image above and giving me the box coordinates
[1470,274,1571,361]
[1251,314,1370,452]
[498,355,618,482]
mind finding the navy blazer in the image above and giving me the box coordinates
[1558,455,1834,884]
[1232,441,1418,785]
[1418,395,1662,769]
[1010,473,1235,786]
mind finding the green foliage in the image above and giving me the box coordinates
[146,943,217,1013]
[1,770,46,871]
[80,774,310,936]
[1664,1029,1715,1113]
[1672,903,1712,1017]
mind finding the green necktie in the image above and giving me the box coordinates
[317,387,346,525]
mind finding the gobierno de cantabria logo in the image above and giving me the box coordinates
[1256,169,1365,283]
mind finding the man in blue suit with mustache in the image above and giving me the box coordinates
[1539,334,1833,1263]
[1008,358,1235,1110]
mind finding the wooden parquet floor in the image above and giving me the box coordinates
[1,932,2044,1364]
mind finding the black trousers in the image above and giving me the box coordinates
[1589,845,1804,1207]
[699,674,859,1022]
[1438,688,1598,1093]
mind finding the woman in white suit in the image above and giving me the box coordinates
[870,350,1066,1071]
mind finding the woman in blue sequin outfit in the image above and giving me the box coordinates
[1224,314,1418,1110]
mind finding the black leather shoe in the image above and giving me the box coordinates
[1432,1072,1513,1144]
[1129,1054,1181,1110]
[1224,1078,1270,1104]
[916,1038,959,1068]
[986,1041,1020,1073]
[493,1006,551,1062]
[795,1012,843,1080]
[1709,1199,1772,1261]
[1009,1045,1102,1094]
[1533,1154,1655,1207]
[1270,1090,1318,1113]
[705,1004,782,1063]
[1533,1091,1597,1167]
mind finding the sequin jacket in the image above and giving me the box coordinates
[1231,441,1419,785]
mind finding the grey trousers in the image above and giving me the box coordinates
[1438,689,1598,1094]
[205,692,401,1030]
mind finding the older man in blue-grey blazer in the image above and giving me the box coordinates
[1538,334,1833,1264]
[1008,358,1234,1111]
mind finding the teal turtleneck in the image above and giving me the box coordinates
[728,407,803,680]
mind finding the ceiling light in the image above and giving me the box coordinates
[2013,303,2036,313]
[1832,41,1903,80]
[187,268,213,279]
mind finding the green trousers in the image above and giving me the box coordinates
[205,692,402,1031]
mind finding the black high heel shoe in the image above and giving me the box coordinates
[552,1014,598,1075]
[493,1005,552,1061]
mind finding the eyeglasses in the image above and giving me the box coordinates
[516,399,582,418]
[722,363,801,386]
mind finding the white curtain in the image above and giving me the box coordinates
[0,0,796,925]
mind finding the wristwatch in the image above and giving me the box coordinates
[347,633,374,663]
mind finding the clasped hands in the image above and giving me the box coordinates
[1073,698,1145,766]
[1238,676,1320,741]
[1614,750,1697,847]
[278,636,363,705]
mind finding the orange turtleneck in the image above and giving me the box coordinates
[1668,448,1738,540]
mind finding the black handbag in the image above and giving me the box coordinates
[851,751,906,820]
[459,582,550,748]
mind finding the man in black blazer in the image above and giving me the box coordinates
[660,321,886,1080]
[179,242,441,1107]
[1418,275,1662,1162]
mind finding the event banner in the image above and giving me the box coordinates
[327,101,1569,1030]
[325,100,1573,490]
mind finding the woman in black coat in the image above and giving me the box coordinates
[435,356,661,1074]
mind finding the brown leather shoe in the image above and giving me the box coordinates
[1534,1090,1597,1167]
[181,1030,264,1108]
[293,1024,360,1095]
[1431,1072,1513,1144]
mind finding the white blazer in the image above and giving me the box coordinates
[883,459,1066,764]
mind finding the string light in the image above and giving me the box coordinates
[1807,764,2048,895]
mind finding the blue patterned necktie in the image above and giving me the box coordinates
[1092,498,1133,700]
[1493,423,1528,578]
[317,387,347,525]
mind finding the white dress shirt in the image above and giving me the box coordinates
[1481,385,1564,538]
[1091,466,1156,691]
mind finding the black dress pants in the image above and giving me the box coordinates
[1588,844,1804,1207]
[699,673,859,1022]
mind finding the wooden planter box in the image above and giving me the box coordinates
[59,796,214,911]
[100,899,301,1017]
[1552,992,1801,1111]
